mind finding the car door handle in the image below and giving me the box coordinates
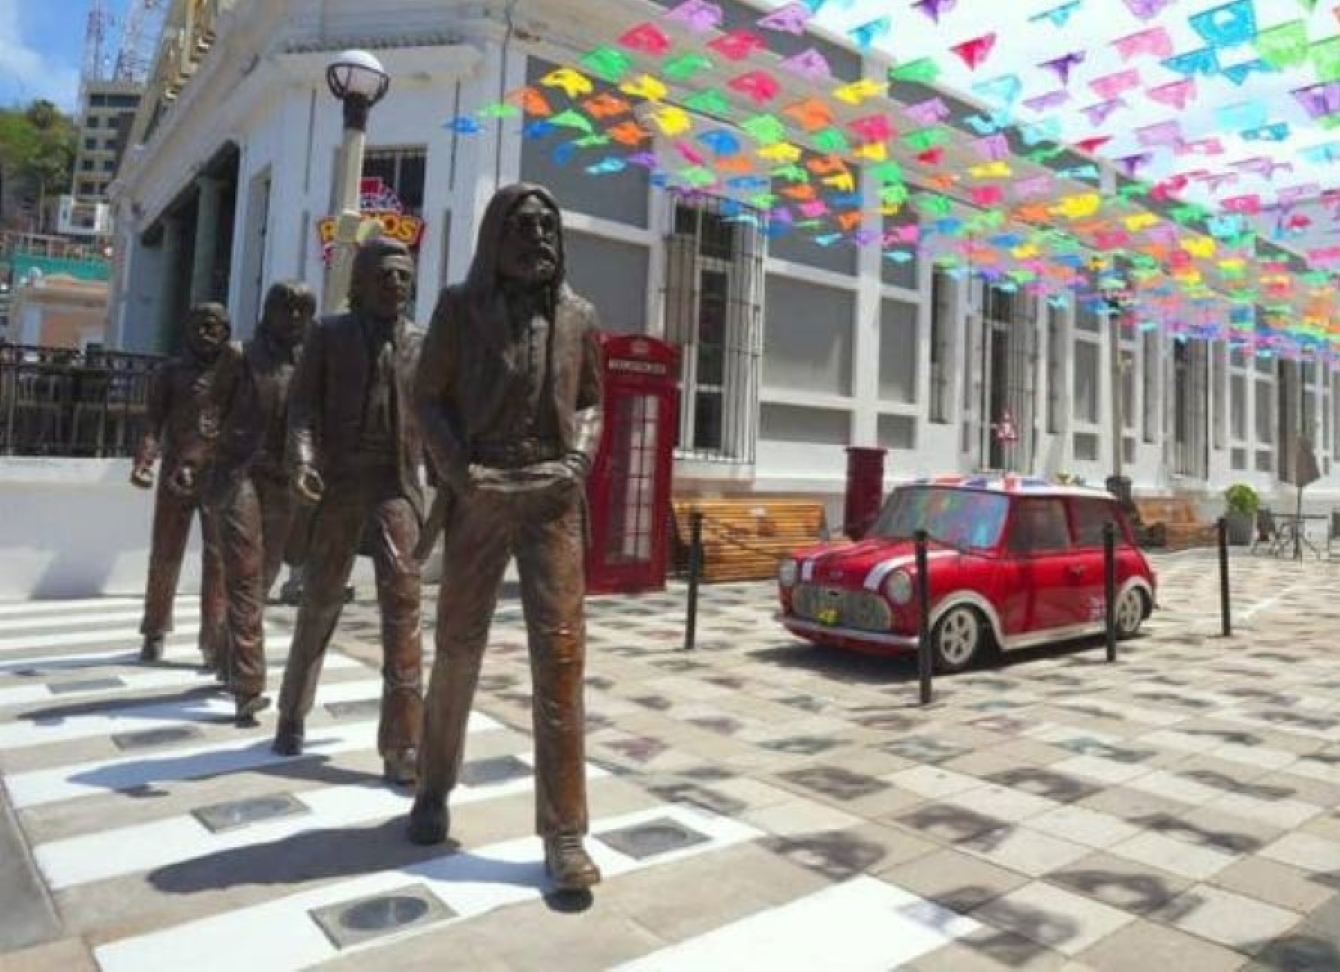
[1066,565,1086,578]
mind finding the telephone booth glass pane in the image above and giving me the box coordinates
[604,394,659,566]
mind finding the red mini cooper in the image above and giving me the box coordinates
[777,476,1157,672]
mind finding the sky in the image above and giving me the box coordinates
[0,0,133,111]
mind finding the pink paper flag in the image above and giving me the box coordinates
[1146,79,1197,110]
[970,186,1005,206]
[618,23,672,55]
[1081,98,1127,126]
[848,113,895,142]
[1015,174,1054,197]
[950,34,997,70]
[1177,137,1225,157]
[1220,194,1262,214]
[728,70,781,104]
[756,1,810,33]
[1024,90,1070,111]
[709,30,766,61]
[1089,69,1141,101]
[904,97,950,124]
[779,48,832,81]
[666,0,723,32]
[1136,119,1182,147]
[1113,26,1173,60]
[972,133,1010,161]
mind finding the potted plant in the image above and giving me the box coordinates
[1223,483,1259,545]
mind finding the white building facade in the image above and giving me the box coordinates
[108,0,1340,509]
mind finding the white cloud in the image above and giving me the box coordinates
[0,0,81,110]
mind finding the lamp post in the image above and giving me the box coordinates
[1092,257,1133,507]
[321,49,390,315]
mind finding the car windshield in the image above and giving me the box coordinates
[870,486,1010,550]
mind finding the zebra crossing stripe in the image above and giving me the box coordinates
[0,626,216,653]
[0,606,202,634]
[0,644,356,678]
[0,667,215,708]
[0,678,385,750]
[37,752,572,890]
[5,711,500,809]
[0,596,152,616]
[93,805,758,972]
[613,875,980,972]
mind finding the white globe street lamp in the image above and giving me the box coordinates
[322,49,390,314]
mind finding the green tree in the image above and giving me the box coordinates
[0,99,78,231]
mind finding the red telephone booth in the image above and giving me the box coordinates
[586,335,679,596]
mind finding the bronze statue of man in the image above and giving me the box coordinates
[131,302,232,666]
[273,238,425,784]
[409,184,604,892]
[181,282,314,725]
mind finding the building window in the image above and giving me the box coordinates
[1141,330,1158,442]
[878,299,917,404]
[1046,303,1066,434]
[87,116,100,128]
[362,147,425,217]
[1255,378,1274,444]
[1230,374,1246,440]
[930,270,953,424]
[84,137,97,150]
[1073,339,1100,424]
[664,195,763,463]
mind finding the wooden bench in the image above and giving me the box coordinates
[1133,496,1217,550]
[671,498,829,583]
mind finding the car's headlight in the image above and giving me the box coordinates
[884,569,913,605]
[778,558,799,587]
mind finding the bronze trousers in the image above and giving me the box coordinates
[139,476,225,661]
[418,483,589,837]
[212,473,296,696]
[276,474,422,757]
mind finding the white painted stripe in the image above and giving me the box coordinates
[0,626,223,653]
[0,597,155,616]
[6,712,500,810]
[0,643,354,678]
[0,667,215,708]
[0,606,202,634]
[0,678,383,750]
[863,549,956,592]
[38,751,568,889]
[94,805,758,972]
[615,876,980,972]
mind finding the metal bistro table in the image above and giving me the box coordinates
[1275,512,1329,560]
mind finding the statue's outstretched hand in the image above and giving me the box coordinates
[129,463,155,489]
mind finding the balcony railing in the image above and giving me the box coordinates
[1,345,163,457]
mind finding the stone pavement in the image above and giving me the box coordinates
[2,548,1340,970]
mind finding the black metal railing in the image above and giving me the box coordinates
[0,344,163,457]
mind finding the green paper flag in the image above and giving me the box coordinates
[889,57,941,84]
[580,47,632,82]
[903,126,949,152]
[914,193,953,217]
[664,52,715,83]
[812,127,851,153]
[550,109,594,134]
[1311,38,1340,82]
[477,102,521,119]
[868,160,905,185]
[684,89,732,117]
[1255,20,1309,69]
[742,114,788,146]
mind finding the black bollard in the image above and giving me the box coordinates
[684,510,703,651]
[1103,522,1117,663]
[1217,516,1232,638]
[914,529,933,705]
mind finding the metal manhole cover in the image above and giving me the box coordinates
[111,725,203,750]
[47,677,126,695]
[458,755,531,787]
[597,817,710,860]
[309,884,455,949]
[192,792,309,833]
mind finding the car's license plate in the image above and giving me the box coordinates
[817,607,840,626]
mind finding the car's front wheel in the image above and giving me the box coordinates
[1114,588,1146,639]
[931,605,985,673]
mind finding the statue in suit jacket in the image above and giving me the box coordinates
[408,184,604,892]
[272,238,425,785]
